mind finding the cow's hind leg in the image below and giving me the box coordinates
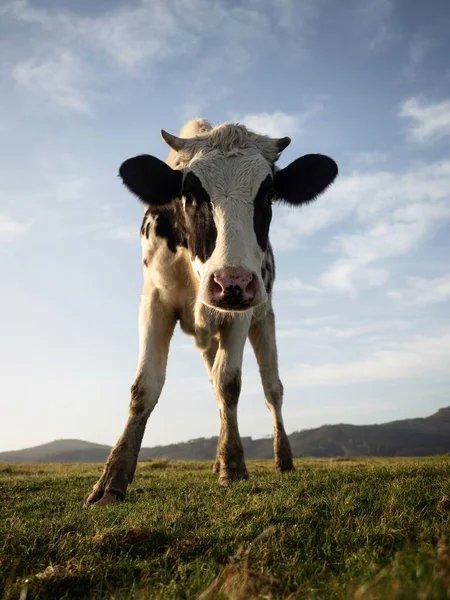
[249,310,294,472]
[212,320,250,484]
[85,291,175,506]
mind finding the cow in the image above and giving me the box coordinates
[85,119,338,506]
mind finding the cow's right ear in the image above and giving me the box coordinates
[119,154,182,206]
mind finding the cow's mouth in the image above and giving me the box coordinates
[204,286,261,311]
[207,302,257,312]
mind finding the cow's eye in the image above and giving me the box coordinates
[183,191,194,205]
[263,182,275,202]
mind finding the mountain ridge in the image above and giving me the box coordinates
[2,407,450,463]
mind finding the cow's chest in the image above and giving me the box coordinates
[142,232,197,314]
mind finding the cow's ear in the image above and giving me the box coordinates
[274,154,338,206]
[119,154,182,205]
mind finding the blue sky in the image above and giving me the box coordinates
[1,0,450,452]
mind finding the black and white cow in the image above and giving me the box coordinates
[86,119,337,506]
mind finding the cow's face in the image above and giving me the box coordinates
[119,124,338,312]
[181,151,277,311]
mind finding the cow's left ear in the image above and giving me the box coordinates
[274,154,338,205]
[119,154,182,206]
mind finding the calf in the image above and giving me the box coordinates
[86,119,337,506]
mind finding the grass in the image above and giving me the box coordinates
[1,457,450,599]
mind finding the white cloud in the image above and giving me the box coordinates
[0,214,30,241]
[319,262,388,294]
[237,105,323,138]
[277,319,412,341]
[275,277,322,294]
[284,331,450,388]
[72,2,195,69]
[4,0,310,75]
[320,212,438,293]
[399,97,450,142]
[388,274,450,306]
[3,0,198,69]
[320,220,448,293]
[4,0,320,116]
[0,0,52,26]
[272,160,450,293]
[13,51,91,115]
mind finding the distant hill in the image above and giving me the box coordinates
[2,407,450,463]
[0,439,111,463]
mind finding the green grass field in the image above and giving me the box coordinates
[2,458,450,599]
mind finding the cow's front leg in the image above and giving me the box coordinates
[212,319,250,484]
[199,338,221,474]
[249,310,294,472]
[85,291,175,506]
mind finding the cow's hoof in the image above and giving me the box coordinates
[85,489,122,507]
[219,468,249,485]
[275,457,295,473]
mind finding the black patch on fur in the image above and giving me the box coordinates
[183,171,217,263]
[119,154,182,206]
[253,175,274,251]
[220,371,242,408]
[274,154,338,205]
[140,205,187,254]
[262,244,275,295]
[155,211,184,253]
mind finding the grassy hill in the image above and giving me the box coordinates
[2,407,450,463]
[1,458,450,599]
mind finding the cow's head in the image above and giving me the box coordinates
[119,122,337,312]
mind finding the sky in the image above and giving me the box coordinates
[1,0,450,452]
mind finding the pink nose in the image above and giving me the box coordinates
[208,267,260,309]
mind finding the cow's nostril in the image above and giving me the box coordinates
[244,276,258,296]
[211,278,224,296]
[208,267,260,307]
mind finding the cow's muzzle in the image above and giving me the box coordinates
[205,267,261,311]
